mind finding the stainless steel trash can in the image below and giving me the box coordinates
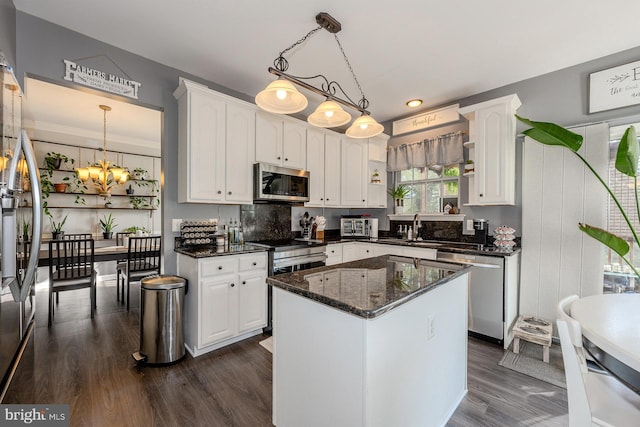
[133,275,187,365]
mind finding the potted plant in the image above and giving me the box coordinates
[53,182,68,193]
[464,160,474,174]
[126,184,134,195]
[50,215,68,240]
[44,152,74,170]
[22,219,30,242]
[99,213,117,239]
[387,185,411,214]
[516,115,640,279]
[371,169,381,183]
[129,196,149,209]
[131,167,148,180]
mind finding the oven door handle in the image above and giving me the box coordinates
[273,253,327,269]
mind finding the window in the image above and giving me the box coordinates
[395,165,460,214]
[605,122,640,292]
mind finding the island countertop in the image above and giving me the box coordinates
[267,255,469,319]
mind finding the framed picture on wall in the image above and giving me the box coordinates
[589,59,640,113]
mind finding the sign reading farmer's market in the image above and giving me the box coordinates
[63,59,142,99]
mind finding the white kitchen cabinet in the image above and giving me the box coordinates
[178,252,268,357]
[255,112,306,169]
[341,137,369,207]
[342,242,377,262]
[305,128,341,207]
[459,94,521,206]
[174,79,255,204]
[325,243,344,266]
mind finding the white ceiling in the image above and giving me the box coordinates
[13,0,640,126]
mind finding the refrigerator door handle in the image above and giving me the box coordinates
[18,130,42,301]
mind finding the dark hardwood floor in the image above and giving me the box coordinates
[16,279,568,426]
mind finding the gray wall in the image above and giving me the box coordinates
[383,46,640,236]
[0,0,16,67]
[14,12,256,273]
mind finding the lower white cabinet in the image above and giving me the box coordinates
[178,252,268,357]
[327,242,437,265]
[325,243,344,266]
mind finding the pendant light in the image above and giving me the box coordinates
[346,114,385,139]
[255,79,308,114]
[307,99,351,128]
[256,13,383,139]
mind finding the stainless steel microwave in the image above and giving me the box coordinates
[253,163,310,203]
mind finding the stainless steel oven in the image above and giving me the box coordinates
[251,240,326,334]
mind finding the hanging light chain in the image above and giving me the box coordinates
[334,34,367,109]
[274,26,322,72]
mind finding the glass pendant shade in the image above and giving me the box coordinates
[119,171,129,184]
[255,79,308,114]
[76,167,90,181]
[307,100,352,128]
[346,114,384,139]
[87,166,101,179]
[109,167,124,181]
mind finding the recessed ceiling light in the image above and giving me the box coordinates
[406,99,423,108]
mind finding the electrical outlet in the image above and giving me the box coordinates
[172,219,183,232]
[466,219,474,232]
[426,315,435,341]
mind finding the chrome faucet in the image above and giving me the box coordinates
[413,214,421,241]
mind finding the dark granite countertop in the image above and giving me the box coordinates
[326,237,521,257]
[175,244,268,258]
[267,255,470,319]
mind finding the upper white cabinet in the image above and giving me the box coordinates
[341,137,369,207]
[255,112,306,169]
[459,94,521,206]
[305,128,341,207]
[174,79,255,204]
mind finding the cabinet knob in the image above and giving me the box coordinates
[230,283,235,287]
[326,198,329,201]
[362,199,365,202]
[331,250,335,253]
[277,156,281,160]
[242,281,246,285]
[320,198,324,201]
[285,158,289,161]
[479,193,483,197]
[217,190,222,194]
[366,250,369,253]
[228,191,232,195]
[218,266,223,270]
[252,262,257,266]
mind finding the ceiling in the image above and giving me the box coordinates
[13,0,640,128]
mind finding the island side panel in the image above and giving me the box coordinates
[364,273,469,427]
[273,287,365,427]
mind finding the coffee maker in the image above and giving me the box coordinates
[473,219,489,247]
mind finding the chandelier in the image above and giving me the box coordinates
[255,12,384,139]
[76,105,128,198]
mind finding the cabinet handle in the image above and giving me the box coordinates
[479,193,483,197]
[320,198,324,201]
[242,281,246,285]
[277,156,281,160]
[331,250,335,253]
[228,191,232,195]
[366,250,369,253]
[217,190,222,194]
[218,266,223,270]
[252,262,257,266]
[230,283,235,287]
[326,198,329,201]
[362,199,365,202]
[285,158,288,161]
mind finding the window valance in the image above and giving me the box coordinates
[387,132,463,172]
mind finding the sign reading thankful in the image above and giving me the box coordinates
[589,60,640,113]
[63,59,142,99]
[392,104,459,136]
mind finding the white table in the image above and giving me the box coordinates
[571,293,640,392]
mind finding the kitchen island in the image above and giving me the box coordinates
[268,255,470,427]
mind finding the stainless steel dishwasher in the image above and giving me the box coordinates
[437,251,505,344]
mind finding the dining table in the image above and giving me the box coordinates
[35,243,129,267]
[570,293,640,393]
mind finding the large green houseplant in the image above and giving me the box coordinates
[516,115,640,278]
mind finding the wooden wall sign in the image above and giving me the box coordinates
[63,59,142,99]
[589,60,640,113]
[392,104,459,136]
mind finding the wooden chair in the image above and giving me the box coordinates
[556,295,640,426]
[116,236,161,310]
[48,238,96,327]
[62,233,93,240]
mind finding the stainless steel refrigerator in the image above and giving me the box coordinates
[0,61,43,402]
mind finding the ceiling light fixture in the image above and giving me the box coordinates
[406,99,423,108]
[255,12,383,139]
[76,105,128,198]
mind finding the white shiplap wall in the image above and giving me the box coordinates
[520,123,608,324]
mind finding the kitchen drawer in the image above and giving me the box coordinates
[239,253,268,272]
[200,257,239,277]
